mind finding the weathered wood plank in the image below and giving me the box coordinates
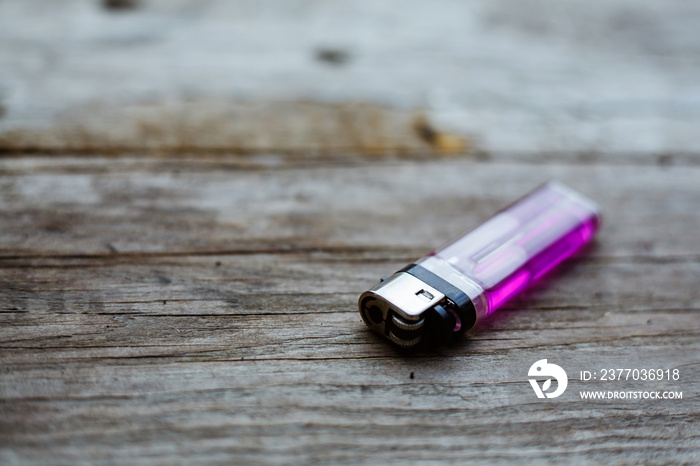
[1,255,698,361]
[1,155,699,464]
[1,0,700,463]
[1,160,699,258]
[1,252,699,317]
[1,358,697,464]
[1,0,700,153]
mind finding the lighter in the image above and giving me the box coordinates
[359,181,600,348]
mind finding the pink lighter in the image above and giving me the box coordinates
[359,181,601,348]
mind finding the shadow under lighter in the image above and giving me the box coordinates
[359,181,601,348]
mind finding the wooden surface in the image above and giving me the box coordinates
[1,1,699,464]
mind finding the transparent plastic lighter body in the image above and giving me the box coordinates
[359,181,601,348]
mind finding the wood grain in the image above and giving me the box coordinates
[1,156,699,464]
[1,0,699,464]
[2,0,700,154]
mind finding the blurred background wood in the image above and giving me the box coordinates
[1,0,699,464]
